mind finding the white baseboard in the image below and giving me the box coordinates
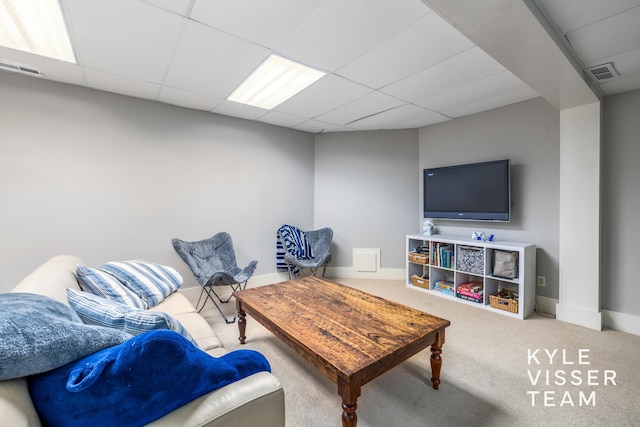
[326,266,405,280]
[556,302,603,331]
[603,310,640,336]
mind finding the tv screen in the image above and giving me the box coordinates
[423,159,510,221]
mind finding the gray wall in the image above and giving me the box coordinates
[602,89,640,316]
[314,130,419,268]
[5,70,637,319]
[418,97,560,299]
[0,73,315,290]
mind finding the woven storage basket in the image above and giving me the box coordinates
[411,275,429,289]
[408,252,428,264]
[490,292,519,313]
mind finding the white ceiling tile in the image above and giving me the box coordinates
[257,111,307,128]
[337,12,473,89]
[275,0,430,71]
[4,0,633,132]
[0,47,86,86]
[190,0,323,48]
[598,72,640,95]
[212,100,269,121]
[65,0,184,83]
[347,104,444,130]
[442,87,539,118]
[314,91,405,126]
[539,0,640,33]
[582,46,640,83]
[380,47,506,102]
[164,21,270,98]
[417,71,529,112]
[294,119,354,133]
[142,0,192,16]
[565,5,640,63]
[158,86,223,111]
[84,68,161,100]
[274,74,371,118]
[397,114,450,129]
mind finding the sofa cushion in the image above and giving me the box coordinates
[153,291,197,316]
[28,329,270,427]
[0,293,131,381]
[172,311,223,350]
[98,260,182,307]
[77,265,148,309]
[67,289,196,345]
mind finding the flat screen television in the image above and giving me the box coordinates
[423,159,511,222]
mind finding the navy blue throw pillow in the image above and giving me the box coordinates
[28,329,270,427]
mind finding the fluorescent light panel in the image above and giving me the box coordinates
[228,54,325,109]
[0,0,76,63]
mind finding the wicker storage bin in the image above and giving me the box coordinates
[411,275,429,289]
[490,290,519,313]
[408,252,428,264]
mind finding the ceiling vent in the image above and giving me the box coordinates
[586,62,619,82]
[0,60,44,77]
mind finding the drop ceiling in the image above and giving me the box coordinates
[0,0,638,133]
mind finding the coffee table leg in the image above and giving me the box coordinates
[338,377,361,427]
[430,332,444,390]
[237,303,247,345]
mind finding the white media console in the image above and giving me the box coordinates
[406,234,536,319]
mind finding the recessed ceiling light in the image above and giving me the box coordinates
[228,54,325,110]
[0,0,76,63]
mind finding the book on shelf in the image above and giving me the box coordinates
[434,280,454,291]
[431,242,454,268]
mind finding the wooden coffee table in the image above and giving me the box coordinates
[234,277,450,427]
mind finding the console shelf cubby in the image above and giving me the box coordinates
[406,234,536,319]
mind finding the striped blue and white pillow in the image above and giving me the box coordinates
[76,265,148,309]
[66,288,196,346]
[98,260,183,308]
[67,288,130,329]
[123,311,195,345]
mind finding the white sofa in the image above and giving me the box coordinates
[0,255,285,427]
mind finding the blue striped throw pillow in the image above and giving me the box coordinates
[123,311,195,345]
[76,266,148,309]
[67,288,130,329]
[66,289,196,346]
[98,260,183,308]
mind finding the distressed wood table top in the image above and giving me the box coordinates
[234,276,450,427]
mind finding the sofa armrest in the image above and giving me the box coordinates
[145,371,284,427]
[0,378,42,427]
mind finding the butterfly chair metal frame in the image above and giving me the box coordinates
[278,227,333,280]
[172,232,257,324]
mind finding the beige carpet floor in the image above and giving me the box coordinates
[196,278,640,427]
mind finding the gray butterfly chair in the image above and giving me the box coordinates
[172,232,257,324]
[278,227,333,279]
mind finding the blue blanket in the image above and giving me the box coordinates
[0,293,131,381]
[276,224,313,277]
[28,329,271,427]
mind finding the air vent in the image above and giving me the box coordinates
[0,60,44,76]
[586,62,619,82]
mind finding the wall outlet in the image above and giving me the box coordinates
[537,276,546,287]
